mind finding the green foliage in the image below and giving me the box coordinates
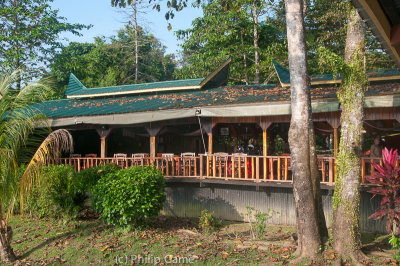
[273,135,285,155]
[0,70,56,219]
[50,26,176,97]
[0,0,89,86]
[71,164,120,208]
[174,0,286,84]
[25,165,78,219]
[91,166,166,227]
[389,234,400,261]
[198,209,221,233]
[245,206,278,239]
[73,164,120,195]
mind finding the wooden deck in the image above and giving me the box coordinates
[53,155,385,186]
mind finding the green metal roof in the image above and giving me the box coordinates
[65,57,232,98]
[66,76,204,97]
[273,60,400,85]
[272,60,291,84]
[31,82,400,119]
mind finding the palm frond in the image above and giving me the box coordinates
[18,129,73,216]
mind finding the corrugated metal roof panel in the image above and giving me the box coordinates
[33,82,400,119]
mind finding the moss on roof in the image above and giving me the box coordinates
[33,82,400,119]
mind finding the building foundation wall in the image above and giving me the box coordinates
[163,182,385,233]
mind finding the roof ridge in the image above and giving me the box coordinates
[84,78,205,90]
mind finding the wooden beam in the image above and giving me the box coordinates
[353,0,400,65]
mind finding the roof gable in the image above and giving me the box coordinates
[66,73,87,95]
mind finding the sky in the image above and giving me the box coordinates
[51,0,203,55]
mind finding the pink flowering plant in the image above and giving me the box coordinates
[366,148,400,234]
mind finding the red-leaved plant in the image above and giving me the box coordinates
[366,148,400,234]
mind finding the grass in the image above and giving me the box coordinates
[4,214,398,265]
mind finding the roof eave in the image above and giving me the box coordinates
[351,0,400,67]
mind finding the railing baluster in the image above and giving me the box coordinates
[277,157,281,180]
[232,157,235,179]
[329,158,334,185]
[252,157,255,179]
[245,157,248,179]
[213,156,216,178]
[219,157,222,178]
[263,157,267,180]
[270,158,274,180]
[256,157,260,182]
[200,155,203,178]
[285,157,288,181]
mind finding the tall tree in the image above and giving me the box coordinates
[50,26,175,94]
[332,6,369,263]
[0,71,73,262]
[0,0,88,89]
[285,0,325,259]
[174,0,286,84]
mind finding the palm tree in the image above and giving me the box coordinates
[0,71,73,262]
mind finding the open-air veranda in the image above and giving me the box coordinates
[35,59,400,187]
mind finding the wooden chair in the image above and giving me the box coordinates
[232,153,247,177]
[132,153,148,166]
[132,153,148,158]
[85,153,97,158]
[181,152,196,176]
[113,153,127,168]
[214,152,229,177]
[161,153,175,174]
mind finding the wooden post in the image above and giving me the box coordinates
[97,127,112,158]
[100,137,107,158]
[146,125,162,163]
[200,155,204,178]
[150,136,156,158]
[263,130,268,156]
[263,129,267,180]
[208,134,213,155]
[333,128,338,157]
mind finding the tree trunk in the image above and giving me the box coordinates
[308,117,329,242]
[332,7,368,263]
[133,0,139,84]
[285,0,322,258]
[0,206,16,263]
[240,29,249,85]
[253,0,260,84]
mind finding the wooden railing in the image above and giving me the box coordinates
[52,155,389,186]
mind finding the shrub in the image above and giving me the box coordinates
[366,148,400,234]
[198,209,221,233]
[25,164,77,218]
[245,206,278,239]
[389,234,400,261]
[91,166,166,227]
[72,164,119,206]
